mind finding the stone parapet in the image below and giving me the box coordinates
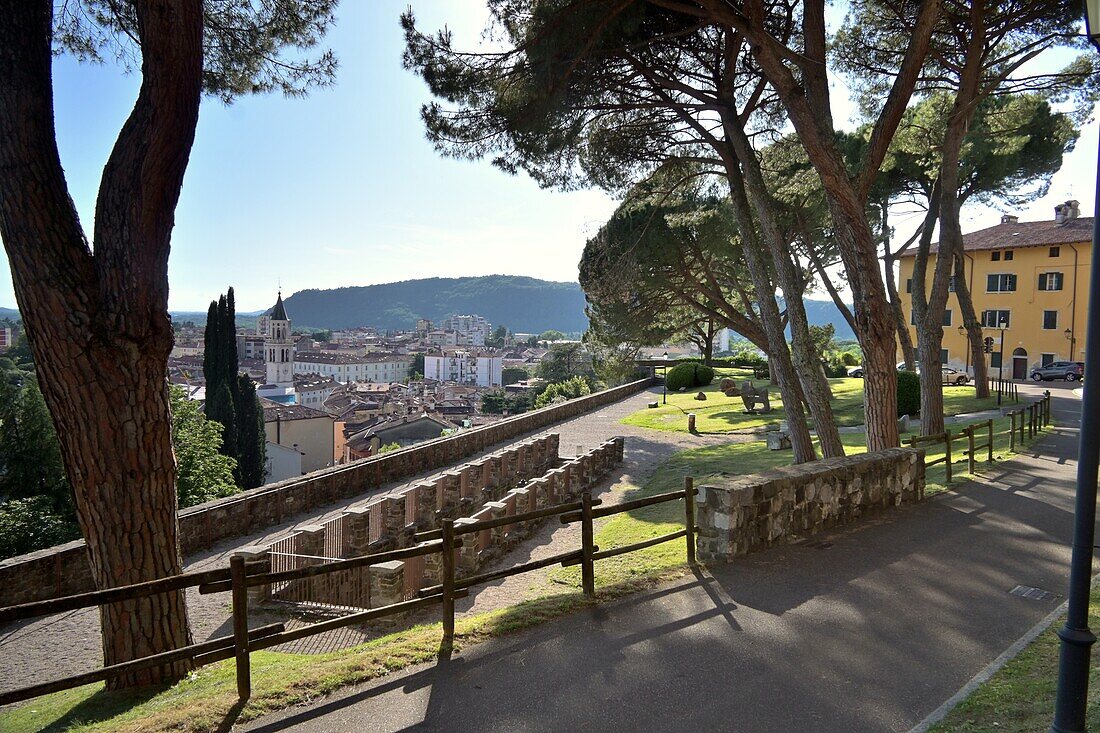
[696,448,925,564]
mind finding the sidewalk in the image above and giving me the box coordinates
[242,385,1084,733]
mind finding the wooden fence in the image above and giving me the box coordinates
[0,481,699,706]
[906,391,1052,481]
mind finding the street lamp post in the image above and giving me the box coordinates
[1051,6,1100,730]
[997,319,1007,406]
[662,351,669,404]
[1065,327,1075,362]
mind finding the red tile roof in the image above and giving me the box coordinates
[900,216,1093,257]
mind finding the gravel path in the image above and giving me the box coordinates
[0,385,746,694]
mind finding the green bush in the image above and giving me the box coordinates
[841,352,860,366]
[897,370,920,417]
[665,362,716,391]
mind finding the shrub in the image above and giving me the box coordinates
[897,370,920,417]
[841,352,860,367]
[665,362,715,391]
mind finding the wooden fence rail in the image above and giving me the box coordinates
[907,392,1052,481]
[0,481,699,708]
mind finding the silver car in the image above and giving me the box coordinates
[1030,361,1084,382]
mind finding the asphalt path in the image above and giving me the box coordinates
[241,382,1087,733]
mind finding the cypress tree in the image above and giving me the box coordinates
[202,300,222,411]
[223,288,240,405]
[236,374,267,488]
[205,380,237,465]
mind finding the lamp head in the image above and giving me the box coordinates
[1065,328,1073,340]
[957,325,965,336]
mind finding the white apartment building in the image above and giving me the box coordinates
[424,351,503,388]
[294,351,413,384]
[440,314,491,346]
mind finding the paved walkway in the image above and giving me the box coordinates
[241,383,1086,733]
[0,386,734,692]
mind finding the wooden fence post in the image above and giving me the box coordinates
[944,430,953,484]
[441,519,456,652]
[581,491,596,599]
[1019,409,1025,444]
[1044,391,1051,426]
[1010,411,1016,452]
[967,426,975,474]
[987,419,994,462]
[230,554,251,701]
[684,477,696,566]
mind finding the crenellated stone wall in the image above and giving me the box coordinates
[696,448,925,564]
[0,378,650,606]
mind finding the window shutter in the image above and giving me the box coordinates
[1039,273,1048,291]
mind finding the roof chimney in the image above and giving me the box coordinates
[1055,203,1066,224]
[1066,199,1080,221]
[1000,214,1019,225]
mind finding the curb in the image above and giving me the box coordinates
[909,574,1098,732]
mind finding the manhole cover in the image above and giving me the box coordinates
[1009,585,1057,602]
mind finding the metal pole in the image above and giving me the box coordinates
[1050,135,1100,732]
[662,362,667,404]
[998,328,1005,406]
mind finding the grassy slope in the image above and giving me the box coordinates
[930,585,1100,732]
[623,376,1001,434]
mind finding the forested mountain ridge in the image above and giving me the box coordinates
[279,275,589,332]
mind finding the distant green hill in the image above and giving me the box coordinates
[280,276,589,333]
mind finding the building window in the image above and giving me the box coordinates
[1050,246,1061,257]
[990,352,1002,368]
[981,309,1011,328]
[940,348,949,364]
[1004,250,1014,261]
[942,309,953,327]
[1038,272,1064,291]
[1043,310,1058,329]
[986,273,1017,292]
[948,275,957,293]
[905,278,912,294]
[991,251,1001,261]
[1042,353,1056,367]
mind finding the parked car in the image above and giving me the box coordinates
[941,367,970,385]
[847,366,864,378]
[1030,361,1084,382]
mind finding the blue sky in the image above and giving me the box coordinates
[1,2,1096,312]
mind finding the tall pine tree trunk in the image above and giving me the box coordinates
[724,119,844,458]
[0,0,201,688]
[953,250,990,398]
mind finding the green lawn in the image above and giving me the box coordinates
[623,376,1002,434]
[551,415,1025,589]
[930,585,1100,732]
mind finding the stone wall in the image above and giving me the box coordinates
[696,448,925,564]
[258,437,626,612]
[0,378,650,606]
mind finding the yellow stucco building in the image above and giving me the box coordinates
[898,201,1092,380]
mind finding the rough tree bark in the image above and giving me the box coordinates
[0,0,202,688]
